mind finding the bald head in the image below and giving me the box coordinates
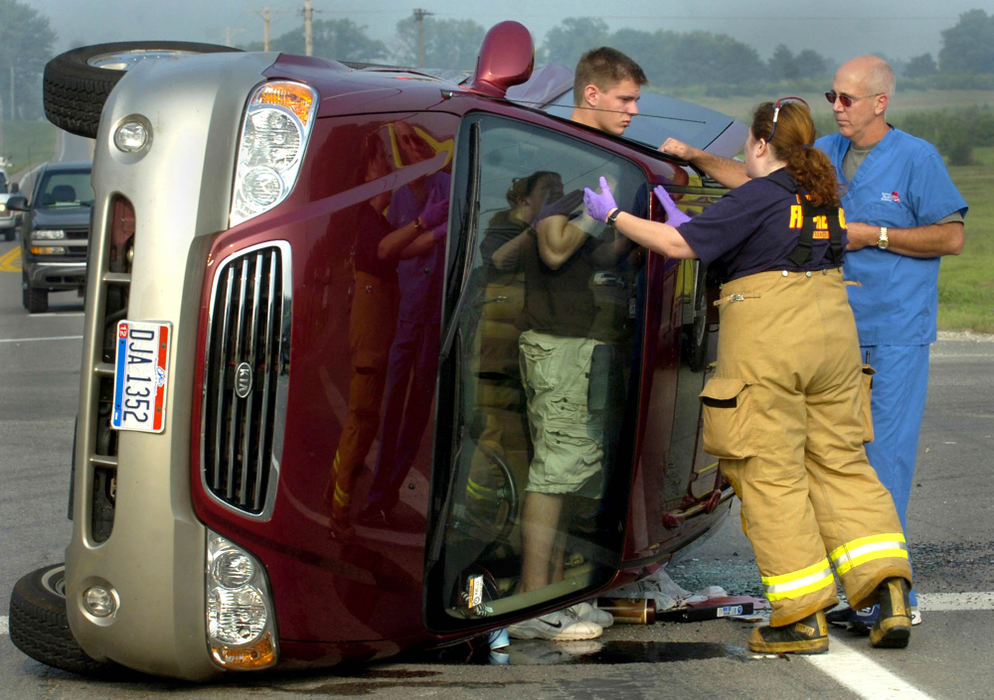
[836,55,896,99]
[829,55,894,147]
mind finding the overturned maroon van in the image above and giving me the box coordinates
[9,21,745,679]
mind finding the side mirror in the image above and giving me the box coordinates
[467,21,534,98]
[4,194,28,211]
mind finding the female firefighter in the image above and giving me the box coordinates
[582,98,913,654]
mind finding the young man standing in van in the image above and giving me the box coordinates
[507,47,648,642]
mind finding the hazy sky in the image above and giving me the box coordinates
[23,0,985,65]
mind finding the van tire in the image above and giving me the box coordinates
[8,564,117,676]
[43,41,239,138]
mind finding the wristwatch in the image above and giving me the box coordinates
[877,226,889,250]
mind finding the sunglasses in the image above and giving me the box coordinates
[767,96,808,142]
[824,90,883,108]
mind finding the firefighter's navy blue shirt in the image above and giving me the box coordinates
[677,168,847,283]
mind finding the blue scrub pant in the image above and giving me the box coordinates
[862,343,930,606]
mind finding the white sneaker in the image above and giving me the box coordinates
[568,601,614,628]
[507,609,603,641]
[910,605,922,626]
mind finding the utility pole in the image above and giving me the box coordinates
[247,7,293,51]
[250,8,272,51]
[413,8,433,67]
[303,0,313,56]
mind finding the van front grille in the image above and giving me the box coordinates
[201,242,291,518]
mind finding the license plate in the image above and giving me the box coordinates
[111,320,170,433]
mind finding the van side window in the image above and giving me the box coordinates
[428,115,647,627]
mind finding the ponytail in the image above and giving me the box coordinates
[752,101,840,208]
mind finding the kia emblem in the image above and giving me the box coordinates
[234,362,253,399]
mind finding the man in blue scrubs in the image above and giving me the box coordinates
[816,55,966,628]
[660,55,967,629]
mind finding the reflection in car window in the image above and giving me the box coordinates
[429,114,647,627]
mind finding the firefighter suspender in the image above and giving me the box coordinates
[786,193,845,266]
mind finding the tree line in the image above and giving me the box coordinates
[240,9,994,94]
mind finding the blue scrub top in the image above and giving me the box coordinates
[816,128,968,345]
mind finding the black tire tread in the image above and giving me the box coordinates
[8,564,115,676]
[24,285,48,313]
[43,41,238,138]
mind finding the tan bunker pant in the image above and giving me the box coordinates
[700,268,911,626]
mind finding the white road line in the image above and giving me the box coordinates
[0,334,83,344]
[918,591,994,611]
[0,616,6,636]
[801,591,994,699]
[805,635,934,699]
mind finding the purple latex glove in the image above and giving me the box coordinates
[535,188,584,223]
[419,188,450,230]
[653,185,691,227]
[583,176,618,223]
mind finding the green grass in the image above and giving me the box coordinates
[940,146,993,334]
[1,120,57,174]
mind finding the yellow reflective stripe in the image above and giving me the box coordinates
[761,559,835,601]
[835,548,909,575]
[830,533,908,575]
[830,532,907,559]
[466,478,496,501]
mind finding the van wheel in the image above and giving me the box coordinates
[8,564,116,676]
[43,41,239,138]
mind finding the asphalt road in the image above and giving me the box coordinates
[1,236,992,698]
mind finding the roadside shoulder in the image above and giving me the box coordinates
[937,330,994,343]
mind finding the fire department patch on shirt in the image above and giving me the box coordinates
[880,191,902,203]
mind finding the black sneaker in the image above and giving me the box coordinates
[826,605,853,628]
[748,610,829,655]
[825,603,880,634]
[870,578,911,649]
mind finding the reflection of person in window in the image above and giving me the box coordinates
[324,134,400,536]
[358,124,450,527]
[325,128,447,536]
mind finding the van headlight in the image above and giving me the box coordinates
[229,80,317,227]
[206,531,278,670]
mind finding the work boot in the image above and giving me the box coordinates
[748,610,828,655]
[869,577,911,648]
